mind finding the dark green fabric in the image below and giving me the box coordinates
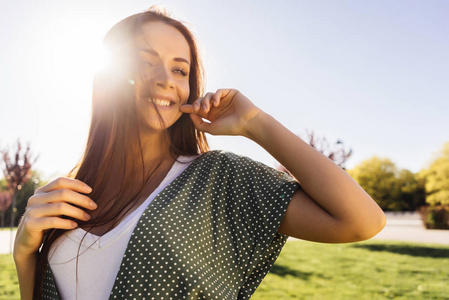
[42,150,299,299]
[42,266,59,299]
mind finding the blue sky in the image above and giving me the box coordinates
[1,0,448,179]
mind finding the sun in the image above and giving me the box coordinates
[91,44,112,73]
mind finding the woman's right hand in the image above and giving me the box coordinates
[13,177,97,259]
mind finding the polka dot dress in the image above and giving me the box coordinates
[42,150,299,299]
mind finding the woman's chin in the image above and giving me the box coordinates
[139,114,182,133]
[137,102,183,130]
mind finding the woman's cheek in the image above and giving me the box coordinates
[182,85,190,104]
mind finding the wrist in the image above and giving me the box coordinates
[242,110,272,142]
[13,249,37,265]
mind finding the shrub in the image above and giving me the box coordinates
[420,206,449,229]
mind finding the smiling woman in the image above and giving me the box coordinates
[13,5,385,300]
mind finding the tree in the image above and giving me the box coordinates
[419,142,449,206]
[397,169,426,210]
[0,171,43,228]
[0,191,12,228]
[0,177,7,190]
[305,131,353,169]
[348,157,399,210]
[348,156,424,211]
[1,140,38,228]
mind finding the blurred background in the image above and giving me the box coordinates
[0,0,448,179]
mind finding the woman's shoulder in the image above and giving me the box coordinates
[197,150,271,171]
[200,150,252,162]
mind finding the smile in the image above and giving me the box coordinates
[146,98,174,107]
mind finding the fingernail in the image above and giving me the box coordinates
[90,201,97,209]
[84,185,92,192]
[72,222,78,228]
[84,213,91,220]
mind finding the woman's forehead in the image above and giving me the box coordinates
[136,21,190,61]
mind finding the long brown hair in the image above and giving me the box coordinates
[34,7,209,299]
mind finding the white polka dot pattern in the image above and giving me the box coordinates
[42,267,59,299]
[42,150,299,299]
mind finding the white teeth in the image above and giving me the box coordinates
[147,98,171,107]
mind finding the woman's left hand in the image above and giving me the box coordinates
[179,89,262,137]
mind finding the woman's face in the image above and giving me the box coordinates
[134,21,191,132]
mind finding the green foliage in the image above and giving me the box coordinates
[0,177,7,191]
[397,169,427,211]
[420,206,449,229]
[348,157,425,211]
[419,142,449,206]
[1,171,45,228]
[348,157,397,209]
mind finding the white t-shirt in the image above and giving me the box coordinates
[48,156,196,300]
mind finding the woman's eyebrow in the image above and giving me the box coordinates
[173,57,190,66]
[138,48,190,66]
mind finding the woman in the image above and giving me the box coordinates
[13,7,386,300]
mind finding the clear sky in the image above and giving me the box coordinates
[1,0,448,179]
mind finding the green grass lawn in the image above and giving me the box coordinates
[0,227,17,231]
[1,240,448,300]
[0,252,19,300]
[252,240,449,300]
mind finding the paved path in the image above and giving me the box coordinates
[371,211,449,245]
[0,229,16,254]
[1,213,448,254]
[290,212,449,245]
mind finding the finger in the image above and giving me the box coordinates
[193,97,203,113]
[28,216,79,231]
[190,114,212,133]
[213,89,230,107]
[179,104,194,114]
[181,104,208,120]
[28,202,91,222]
[214,89,235,106]
[211,91,222,107]
[28,189,97,210]
[201,92,214,113]
[37,177,92,195]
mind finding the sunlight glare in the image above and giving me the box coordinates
[92,44,112,73]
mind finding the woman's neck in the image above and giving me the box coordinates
[136,129,172,167]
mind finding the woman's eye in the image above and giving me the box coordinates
[174,69,188,76]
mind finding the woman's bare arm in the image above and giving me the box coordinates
[180,89,386,243]
[245,111,386,242]
[13,252,37,300]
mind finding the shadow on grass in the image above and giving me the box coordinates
[353,244,449,258]
[269,264,313,280]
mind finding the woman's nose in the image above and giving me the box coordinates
[155,67,175,90]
